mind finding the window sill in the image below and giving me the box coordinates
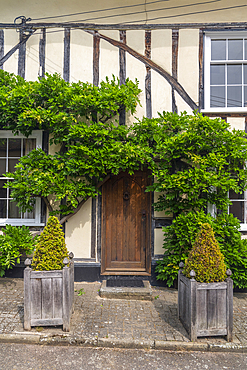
[202,108,247,114]
[0,221,45,227]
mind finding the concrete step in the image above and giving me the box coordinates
[99,280,152,300]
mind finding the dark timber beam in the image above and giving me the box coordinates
[18,29,26,78]
[145,30,152,119]
[93,31,100,87]
[119,30,126,125]
[0,30,4,69]
[1,21,247,30]
[198,29,204,112]
[85,30,198,111]
[172,29,179,113]
[39,28,46,78]
[63,28,70,82]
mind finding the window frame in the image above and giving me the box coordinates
[203,31,247,113]
[0,130,44,227]
[228,191,247,231]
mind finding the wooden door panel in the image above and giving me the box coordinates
[101,171,151,275]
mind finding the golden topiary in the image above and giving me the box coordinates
[183,223,226,283]
[32,216,69,271]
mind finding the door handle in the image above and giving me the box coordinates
[139,210,146,218]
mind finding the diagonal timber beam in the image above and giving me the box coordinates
[85,30,198,111]
[0,31,34,66]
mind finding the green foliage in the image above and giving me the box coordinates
[1,71,247,220]
[212,213,247,289]
[0,225,38,277]
[183,223,226,283]
[146,112,247,215]
[1,71,247,286]
[156,211,247,288]
[32,216,69,271]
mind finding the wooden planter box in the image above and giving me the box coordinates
[178,264,233,342]
[24,253,74,332]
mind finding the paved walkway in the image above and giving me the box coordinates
[0,278,247,351]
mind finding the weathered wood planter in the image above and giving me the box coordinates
[24,253,74,332]
[178,263,233,342]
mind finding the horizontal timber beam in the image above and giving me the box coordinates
[0,21,247,31]
[85,30,198,111]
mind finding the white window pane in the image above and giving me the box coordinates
[9,201,21,218]
[245,40,247,60]
[8,139,21,157]
[0,159,6,176]
[210,86,225,107]
[210,65,225,85]
[0,200,7,218]
[0,139,7,157]
[211,39,226,60]
[228,39,243,60]
[227,65,242,84]
[227,86,242,107]
[24,138,36,155]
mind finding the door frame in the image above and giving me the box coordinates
[100,171,152,276]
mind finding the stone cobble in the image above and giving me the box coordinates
[0,278,247,346]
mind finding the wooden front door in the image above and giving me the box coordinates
[101,171,151,275]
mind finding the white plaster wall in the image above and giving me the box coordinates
[227,117,245,131]
[65,198,91,258]
[151,30,172,115]
[2,1,247,24]
[25,32,40,81]
[177,29,199,113]
[154,229,164,255]
[3,30,18,74]
[100,30,119,82]
[70,30,93,83]
[45,29,63,76]
[126,30,146,124]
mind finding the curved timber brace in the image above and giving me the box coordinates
[85,30,199,111]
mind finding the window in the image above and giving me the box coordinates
[229,190,247,231]
[204,32,247,112]
[0,131,43,226]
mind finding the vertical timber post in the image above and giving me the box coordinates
[172,29,179,113]
[0,30,4,69]
[226,270,233,342]
[93,31,100,87]
[62,257,70,332]
[198,29,204,112]
[63,28,70,82]
[39,28,46,78]
[178,262,184,319]
[190,270,197,341]
[91,31,100,259]
[145,30,152,118]
[24,259,32,331]
[119,30,126,125]
[18,27,26,78]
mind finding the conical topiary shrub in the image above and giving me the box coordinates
[183,223,226,283]
[32,216,69,271]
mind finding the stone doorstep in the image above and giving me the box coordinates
[99,280,152,300]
